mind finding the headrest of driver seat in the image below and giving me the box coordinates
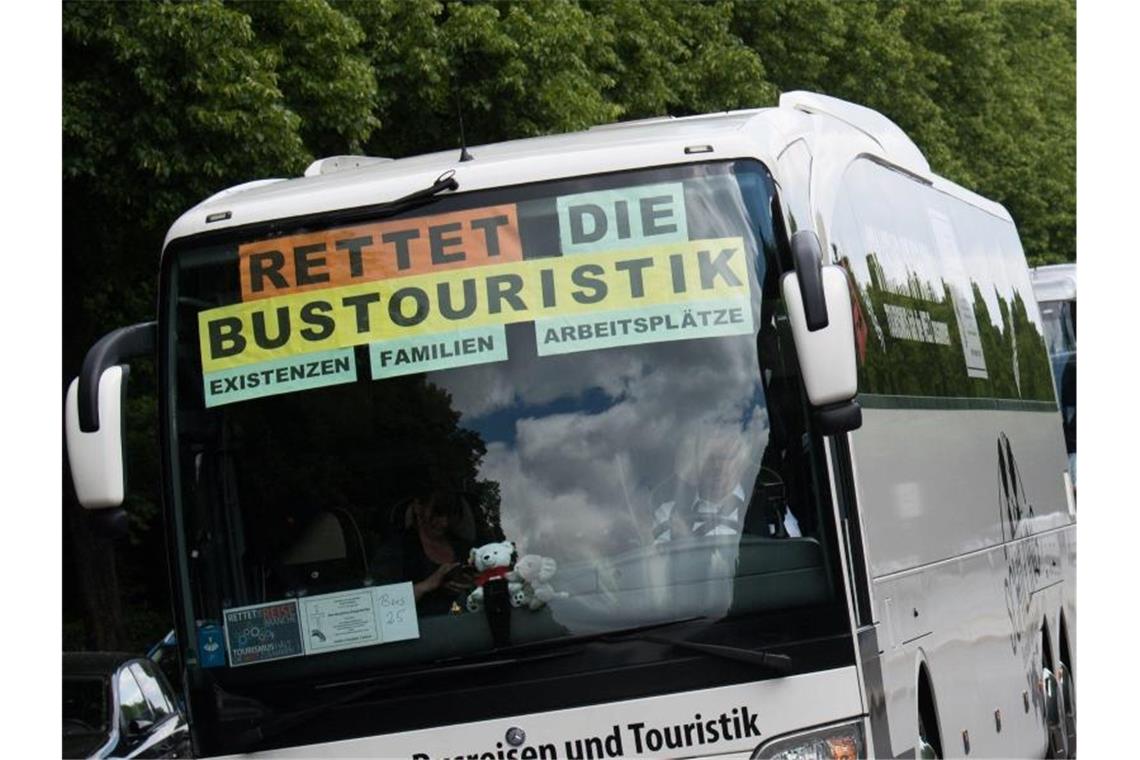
[281,512,347,565]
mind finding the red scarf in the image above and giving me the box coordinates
[474,566,511,587]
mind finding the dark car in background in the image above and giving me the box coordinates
[63,652,191,759]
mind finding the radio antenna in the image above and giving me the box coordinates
[454,77,474,163]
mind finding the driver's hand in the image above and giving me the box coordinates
[423,562,460,593]
[444,567,475,594]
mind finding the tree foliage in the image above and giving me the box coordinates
[62,0,1075,650]
[731,0,1074,264]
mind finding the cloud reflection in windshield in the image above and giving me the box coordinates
[434,331,769,566]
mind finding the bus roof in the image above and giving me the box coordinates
[162,92,1011,252]
[1030,263,1077,302]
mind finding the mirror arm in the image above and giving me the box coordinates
[813,400,863,436]
[78,322,156,433]
[790,230,829,331]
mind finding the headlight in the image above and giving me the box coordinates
[751,719,865,760]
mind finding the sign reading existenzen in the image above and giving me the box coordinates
[198,182,755,406]
[203,348,356,407]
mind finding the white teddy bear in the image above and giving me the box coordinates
[465,540,521,613]
[507,554,568,610]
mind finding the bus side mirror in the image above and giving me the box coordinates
[66,367,129,508]
[781,230,862,434]
[64,322,156,509]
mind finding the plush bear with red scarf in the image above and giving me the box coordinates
[465,540,521,613]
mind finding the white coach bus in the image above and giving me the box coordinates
[66,92,1075,759]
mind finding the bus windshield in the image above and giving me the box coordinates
[165,159,850,752]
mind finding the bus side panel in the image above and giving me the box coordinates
[870,529,1072,758]
[856,406,1072,758]
[852,400,1070,758]
[824,156,1075,757]
[853,406,1070,579]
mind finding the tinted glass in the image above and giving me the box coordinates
[835,159,1054,404]
[63,676,109,734]
[131,663,172,719]
[117,669,154,726]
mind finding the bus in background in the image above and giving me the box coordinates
[1031,264,1077,485]
[65,92,1074,758]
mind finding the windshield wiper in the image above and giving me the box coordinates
[427,615,713,668]
[630,633,795,675]
[390,170,459,206]
[598,620,795,675]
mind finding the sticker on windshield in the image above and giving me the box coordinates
[202,347,356,408]
[298,588,382,654]
[370,325,508,380]
[238,205,523,303]
[200,238,748,370]
[196,622,227,669]
[536,297,752,356]
[224,583,419,666]
[296,584,418,657]
[374,582,419,641]
[198,178,757,405]
[556,183,688,255]
[223,600,305,667]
